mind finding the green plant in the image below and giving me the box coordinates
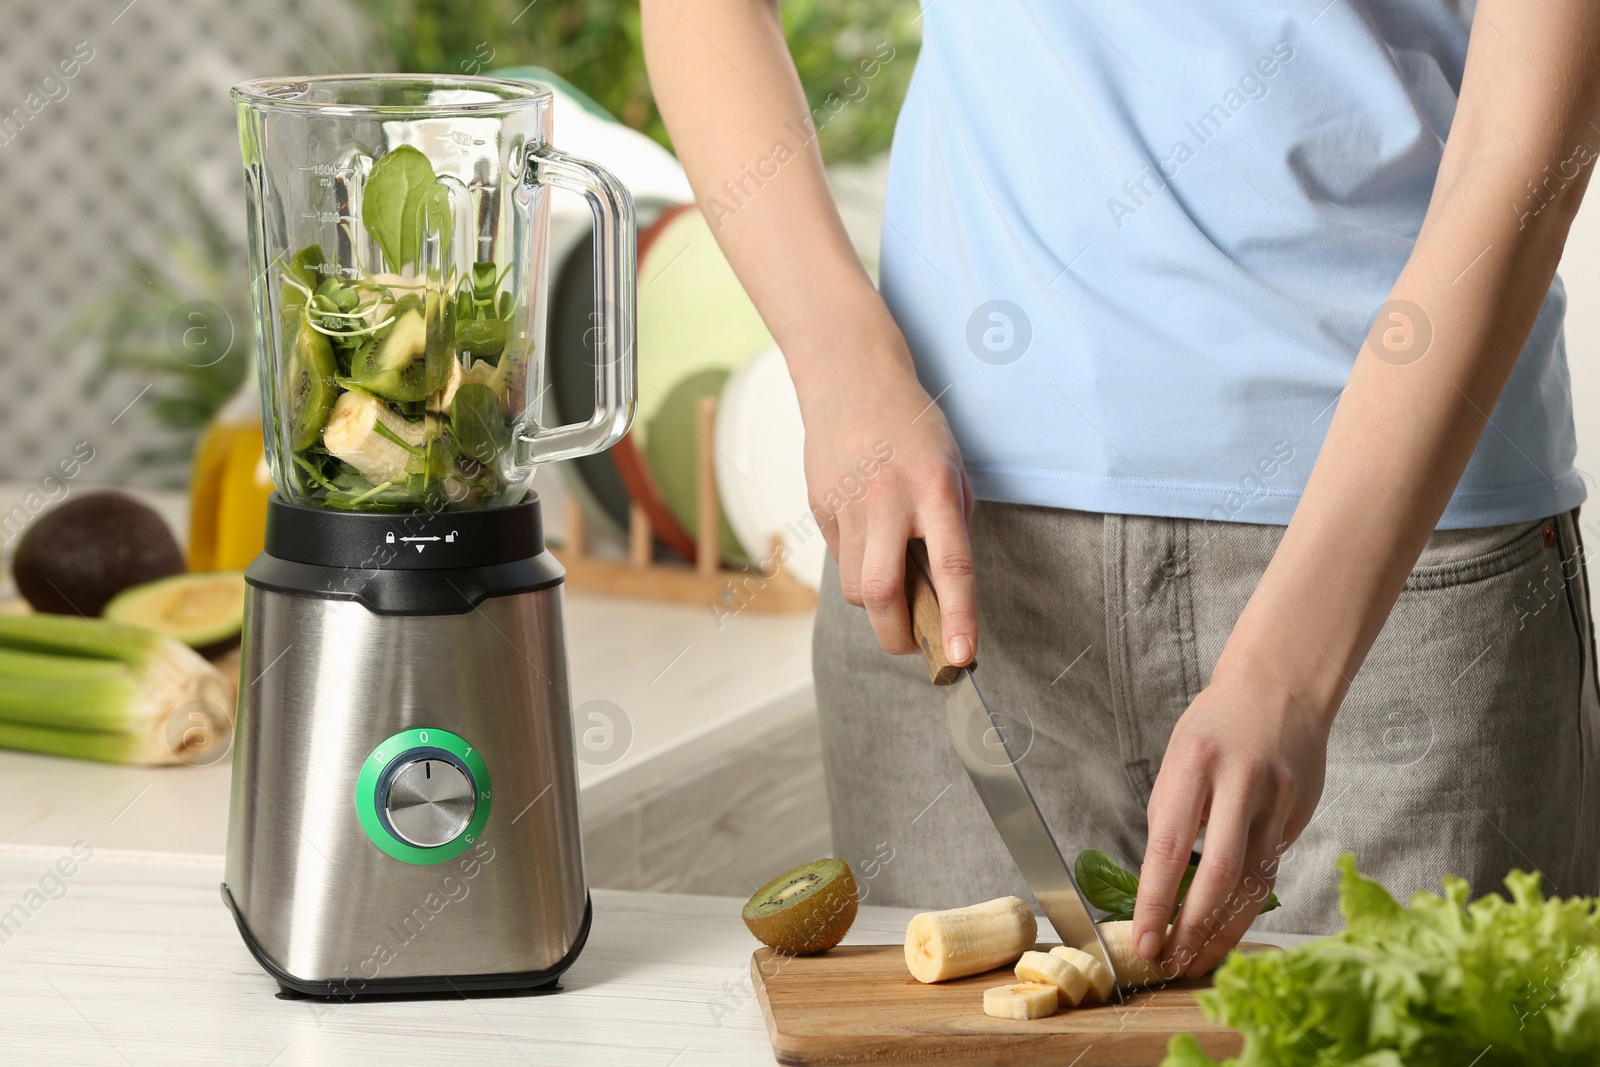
[353,0,921,163]
[66,169,252,485]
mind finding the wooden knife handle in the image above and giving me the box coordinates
[905,540,967,686]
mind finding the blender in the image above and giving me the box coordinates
[223,75,635,997]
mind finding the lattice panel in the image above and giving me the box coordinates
[0,0,369,486]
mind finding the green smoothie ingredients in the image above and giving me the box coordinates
[12,492,185,615]
[0,614,230,765]
[1163,855,1600,1067]
[278,145,521,512]
[1075,849,1281,923]
[904,895,1037,984]
[742,858,860,955]
[103,571,247,657]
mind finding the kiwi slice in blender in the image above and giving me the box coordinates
[742,858,859,955]
[286,314,338,451]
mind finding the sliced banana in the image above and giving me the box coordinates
[323,390,433,485]
[904,896,1037,984]
[982,981,1058,1020]
[1075,921,1173,991]
[1015,950,1090,1008]
[1049,945,1115,1004]
[427,355,509,414]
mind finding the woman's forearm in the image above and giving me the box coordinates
[641,1,983,659]
[1221,0,1600,710]
[639,0,910,408]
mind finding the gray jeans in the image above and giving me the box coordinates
[814,504,1600,934]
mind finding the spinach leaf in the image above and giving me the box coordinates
[1076,849,1141,917]
[1075,849,1282,924]
[362,145,451,271]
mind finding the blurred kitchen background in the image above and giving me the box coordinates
[0,0,920,898]
[1,0,1598,896]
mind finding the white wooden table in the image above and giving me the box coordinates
[0,845,1307,1066]
[0,845,886,1066]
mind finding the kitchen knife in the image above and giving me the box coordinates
[904,542,1122,1000]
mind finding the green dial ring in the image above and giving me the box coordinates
[356,727,492,864]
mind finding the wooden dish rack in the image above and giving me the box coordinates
[551,396,817,614]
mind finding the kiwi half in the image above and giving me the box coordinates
[741,857,859,955]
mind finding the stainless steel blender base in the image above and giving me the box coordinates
[224,501,591,998]
[221,884,592,999]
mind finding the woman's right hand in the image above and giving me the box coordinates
[798,332,979,665]
[638,0,976,661]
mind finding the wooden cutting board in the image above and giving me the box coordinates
[752,943,1264,1066]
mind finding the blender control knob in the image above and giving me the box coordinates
[383,757,477,847]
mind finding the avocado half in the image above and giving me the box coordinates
[742,857,859,955]
[103,572,247,658]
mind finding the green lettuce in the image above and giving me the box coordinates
[1164,854,1600,1067]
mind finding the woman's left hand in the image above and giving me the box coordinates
[1130,661,1333,978]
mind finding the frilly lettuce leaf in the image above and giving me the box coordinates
[1163,853,1600,1067]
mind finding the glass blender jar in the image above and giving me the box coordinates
[223,76,633,998]
[236,74,634,512]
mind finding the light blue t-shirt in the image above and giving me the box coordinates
[880,2,1583,527]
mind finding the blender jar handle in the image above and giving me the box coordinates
[516,145,638,466]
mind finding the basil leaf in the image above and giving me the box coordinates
[362,145,451,272]
[452,382,510,464]
[1173,864,1280,916]
[1075,849,1141,916]
[1078,850,1284,925]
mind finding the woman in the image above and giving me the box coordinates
[640,0,1600,975]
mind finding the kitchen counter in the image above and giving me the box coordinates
[0,586,813,856]
[0,845,1306,1066]
[0,482,823,894]
[0,844,797,1065]
[0,484,1311,1065]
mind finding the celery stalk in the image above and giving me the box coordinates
[0,614,234,765]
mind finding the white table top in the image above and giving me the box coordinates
[0,845,891,1066]
[0,483,815,853]
[0,845,1306,1066]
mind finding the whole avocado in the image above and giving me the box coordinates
[12,492,185,616]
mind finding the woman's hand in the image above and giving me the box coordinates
[640,0,978,663]
[800,335,977,664]
[1131,655,1332,978]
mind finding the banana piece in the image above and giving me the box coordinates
[1050,945,1115,1004]
[982,982,1058,1020]
[323,390,432,485]
[1075,921,1173,991]
[904,896,1037,984]
[1015,950,1091,1008]
[427,355,509,414]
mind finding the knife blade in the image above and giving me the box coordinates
[904,542,1122,1000]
